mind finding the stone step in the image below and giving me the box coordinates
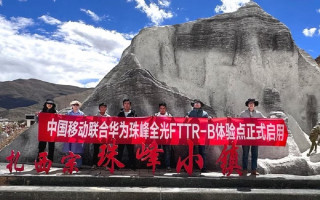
[1,164,320,199]
[1,173,320,189]
[0,186,320,200]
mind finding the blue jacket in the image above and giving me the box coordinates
[187,108,208,118]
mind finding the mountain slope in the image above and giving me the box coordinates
[0,78,93,120]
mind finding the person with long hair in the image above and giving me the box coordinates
[38,99,57,161]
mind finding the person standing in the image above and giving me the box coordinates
[186,99,209,172]
[117,99,137,170]
[62,100,85,168]
[155,102,172,171]
[92,103,110,169]
[240,98,265,176]
[38,99,57,162]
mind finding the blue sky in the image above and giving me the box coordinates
[0,0,319,87]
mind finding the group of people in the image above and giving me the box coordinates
[37,97,273,176]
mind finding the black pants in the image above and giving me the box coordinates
[38,141,55,161]
[117,144,136,169]
[197,145,206,170]
[93,143,101,166]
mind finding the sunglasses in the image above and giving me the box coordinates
[72,104,79,106]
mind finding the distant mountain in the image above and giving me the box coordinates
[0,79,93,120]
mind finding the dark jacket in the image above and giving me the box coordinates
[187,108,208,118]
[118,109,137,117]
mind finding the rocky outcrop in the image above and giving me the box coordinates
[80,2,320,174]
[83,2,320,134]
[316,55,320,66]
[83,53,215,117]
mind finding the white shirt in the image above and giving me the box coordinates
[154,112,172,117]
[124,110,131,117]
[96,112,110,117]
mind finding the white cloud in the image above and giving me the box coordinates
[0,16,132,87]
[317,9,320,13]
[18,0,28,2]
[215,0,250,13]
[302,28,317,37]
[80,8,102,22]
[39,15,61,25]
[131,0,173,25]
[158,0,170,8]
[9,17,34,30]
[0,0,2,6]
[54,21,131,57]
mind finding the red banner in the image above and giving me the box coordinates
[38,113,288,146]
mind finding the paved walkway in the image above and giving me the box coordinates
[1,163,320,200]
[1,162,320,187]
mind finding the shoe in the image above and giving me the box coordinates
[201,168,207,173]
[241,170,248,176]
[307,153,311,157]
[91,165,97,170]
[166,167,172,172]
[251,170,259,176]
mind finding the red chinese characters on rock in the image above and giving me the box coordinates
[97,139,125,174]
[216,142,242,176]
[176,140,203,176]
[35,152,52,174]
[136,140,164,174]
[61,151,81,174]
[6,150,24,173]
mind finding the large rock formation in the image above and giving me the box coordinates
[80,2,320,174]
[83,2,320,133]
[1,2,320,174]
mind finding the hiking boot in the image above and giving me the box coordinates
[251,170,259,176]
[241,170,248,176]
